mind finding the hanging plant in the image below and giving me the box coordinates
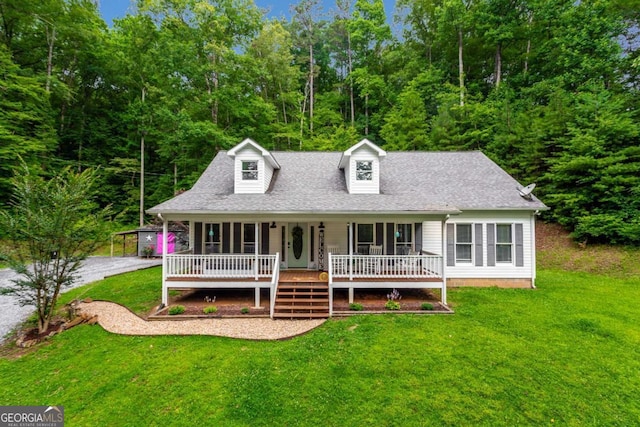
[292,225,304,259]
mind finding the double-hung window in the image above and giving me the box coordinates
[204,223,221,254]
[496,224,513,263]
[395,224,413,255]
[357,224,374,254]
[243,224,256,253]
[355,161,372,181]
[242,161,258,180]
[455,224,473,263]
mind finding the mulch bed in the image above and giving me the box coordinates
[157,287,450,317]
[158,288,270,317]
[332,288,450,313]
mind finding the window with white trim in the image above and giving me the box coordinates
[456,224,472,263]
[496,224,513,263]
[357,224,374,254]
[243,223,256,253]
[204,223,221,254]
[395,223,413,255]
[241,161,258,180]
[355,161,373,181]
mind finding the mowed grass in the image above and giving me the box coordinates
[1,267,639,425]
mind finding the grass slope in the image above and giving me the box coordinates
[1,268,639,426]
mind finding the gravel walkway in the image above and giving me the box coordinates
[78,301,326,340]
[0,256,161,340]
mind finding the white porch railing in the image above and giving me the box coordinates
[330,254,443,279]
[166,254,277,279]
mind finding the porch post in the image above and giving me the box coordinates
[348,222,353,281]
[348,222,354,303]
[254,221,259,281]
[531,212,537,289]
[255,287,261,308]
[161,216,168,306]
[441,218,447,305]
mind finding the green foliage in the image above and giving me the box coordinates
[0,0,637,243]
[349,303,364,311]
[203,306,218,314]
[240,307,250,314]
[384,300,401,310]
[421,302,434,311]
[0,163,112,333]
[168,305,186,315]
[0,45,56,200]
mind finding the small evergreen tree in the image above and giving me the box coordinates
[0,163,111,334]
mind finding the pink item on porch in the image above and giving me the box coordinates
[157,233,176,254]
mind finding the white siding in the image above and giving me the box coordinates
[444,211,536,280]
[422,221,443,255]
[263,160,275,192]
[323,222,348,254]
[348,148,380,194]
[344,161,352,193]
[268,223,281,255]
[234,147,265,194]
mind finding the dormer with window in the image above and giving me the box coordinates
[338,139,386,194]
[227,138,280,194]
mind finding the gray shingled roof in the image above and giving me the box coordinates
[147,151,547,215]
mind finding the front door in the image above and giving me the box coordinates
[287,223,308,268]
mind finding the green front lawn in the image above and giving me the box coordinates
[1,269,639,426]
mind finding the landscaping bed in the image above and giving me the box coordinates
[156,287,451,318]
[332,288,452,314]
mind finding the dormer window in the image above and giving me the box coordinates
[228,138,280,194]
[338,139,386,194]
[242,161,258,180]
[356,161,373,181]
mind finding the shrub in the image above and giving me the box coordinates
[385,300,401,310]
[168,305,185,315]
[241,307,250,314]
[203,306,218,314]
[421,302,434,311]
[349,303,364,311]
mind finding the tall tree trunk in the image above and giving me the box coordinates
[494,42,502,87]
[279,82,290,149]
[206,53,219,124]
[347,32,354,126]
[524,14,533,75]
[309,43,314,134]
[524,38,531,75]
[300,80,309,148]
[139,86,145,227]
[458,28,464,106]
[45,25,55,93]
[365,93,369,135]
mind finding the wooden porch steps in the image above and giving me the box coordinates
[273,280,330,319]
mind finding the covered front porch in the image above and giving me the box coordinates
[156,215,449,318]
[160,252,445,318]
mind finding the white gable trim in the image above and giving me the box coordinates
[338,138,386,169]
[228,138,280,169]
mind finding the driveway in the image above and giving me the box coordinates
[0,256,162,341]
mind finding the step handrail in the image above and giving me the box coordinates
[269,252,281,319]
[328,252,333,316]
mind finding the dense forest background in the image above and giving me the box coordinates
[1,0,639,244]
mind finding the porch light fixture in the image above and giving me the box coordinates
[319,222,325,230]
[270,222,277,228]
